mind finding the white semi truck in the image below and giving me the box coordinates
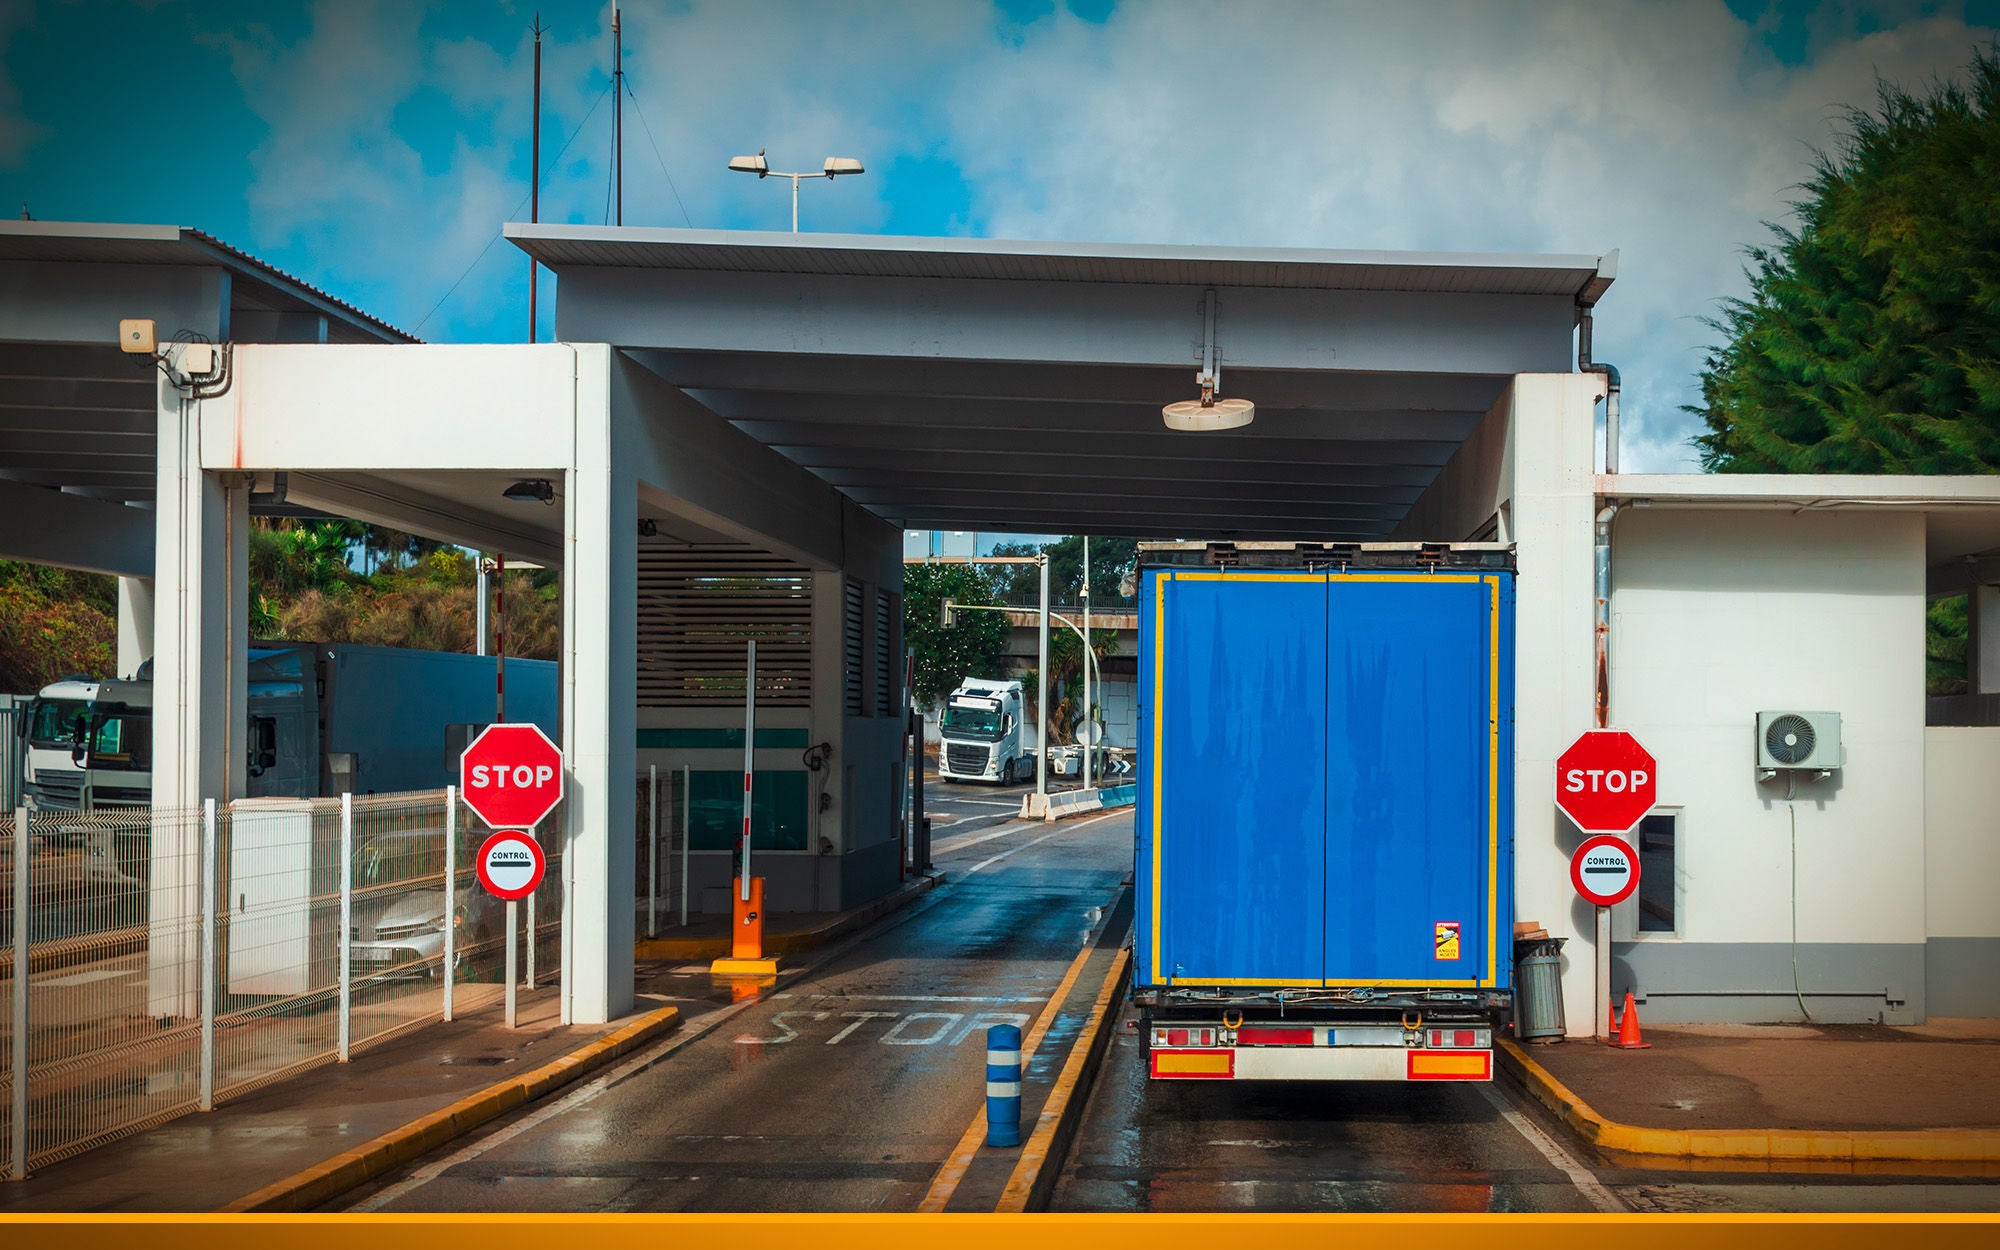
[18,642,558,813]
[937,677,1034,784]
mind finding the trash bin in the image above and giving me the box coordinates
[1513,937,1567,1042]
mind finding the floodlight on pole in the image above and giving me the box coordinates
[727,149,865,232]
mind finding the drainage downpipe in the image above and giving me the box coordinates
[1577,307,1622,475]
[1594,503,1618,729]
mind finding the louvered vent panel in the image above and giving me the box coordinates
[874,589,896,717]
[843,580,864,716]
[637,545,812,708]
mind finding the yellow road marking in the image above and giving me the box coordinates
[995,946,1131,1212]
[914,938,1095,1212]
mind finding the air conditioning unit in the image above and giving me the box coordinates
[1756,710,1843,772]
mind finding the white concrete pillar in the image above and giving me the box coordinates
[1975,583,2000,696]
[563,345,636,1024]
[117,577,154,678]
[1507,374,1612,1034]
[149,382,248,1017]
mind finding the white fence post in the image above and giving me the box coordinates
[647,764,658,939]
[443,786,456,1023]
[198,799,217,1111]
[10,806,28,1180]
[338,792,352,1062]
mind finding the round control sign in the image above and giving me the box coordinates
[476,830,545,901]
[1570,834,1639,908]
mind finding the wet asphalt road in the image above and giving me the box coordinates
[339,774,2000,1215]
[343,783,1130,1213]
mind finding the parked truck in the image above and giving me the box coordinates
[18,642,559,813]
[1134,542,1514,1083]
[937,677,1035,784]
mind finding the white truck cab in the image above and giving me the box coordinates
[937,677,1033,785]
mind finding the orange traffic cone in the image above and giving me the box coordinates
[1611,990,1651,1049]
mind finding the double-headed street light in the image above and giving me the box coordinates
[727,150,865,232]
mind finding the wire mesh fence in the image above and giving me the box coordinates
[635,766,689,935]
[3,787,565,1180]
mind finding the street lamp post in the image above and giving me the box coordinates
[727,151,865,232]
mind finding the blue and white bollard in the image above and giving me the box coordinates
[984,1023,1023,1147]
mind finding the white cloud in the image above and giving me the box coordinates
[937,1,1994,470]
[207,0,1994,462]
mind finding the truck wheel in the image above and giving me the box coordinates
[1001,759,1017,786]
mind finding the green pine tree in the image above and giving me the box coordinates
[1693,50,2000,473]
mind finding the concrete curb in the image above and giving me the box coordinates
[1498,1036,2000,1162]
[634,871,943,962]
[218,1005,682,1213]
[996,945,1132,1212]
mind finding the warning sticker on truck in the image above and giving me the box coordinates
[1434,922,1461,961]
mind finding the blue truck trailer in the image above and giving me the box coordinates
[1135,542,1515,1083]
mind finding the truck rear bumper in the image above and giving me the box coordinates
[1149,1046,1493,1081]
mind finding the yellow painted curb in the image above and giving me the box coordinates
[996,945,1133,1213]
[1497,1037,2000,1163]
[219,1005,681,1213]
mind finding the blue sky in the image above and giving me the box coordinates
[4,1,1997,470]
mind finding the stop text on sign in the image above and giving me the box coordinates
[458,722,565,830]
[468,763,558,790]
[1553,729,1657,835]
[1561,766,1651,794]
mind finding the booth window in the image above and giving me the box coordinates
[1635,812,1676,934]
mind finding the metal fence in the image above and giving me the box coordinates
[636,765,690,936]
[3,788,562,1180]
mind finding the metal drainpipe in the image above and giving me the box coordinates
[1578,306,1622,475]
[1580,303,1623,728]
[1594,503,1618,729]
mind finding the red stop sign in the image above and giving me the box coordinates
[459,723,565,829]
[1555,730,1656,834]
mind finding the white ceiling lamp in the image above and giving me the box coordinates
[1163,288,1254,431]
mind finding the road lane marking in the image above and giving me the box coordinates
[933,822,1037,856]
[1478,1080,1626,1213]
[917,938,1098,1212]
[997,946,1130,1212]
[962,811,1122,876]
[824,1010,897,1044]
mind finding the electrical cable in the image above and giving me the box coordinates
[622,77,695,228]
[413,81,613,337]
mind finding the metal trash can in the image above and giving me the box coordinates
[1513,937,1567,1042]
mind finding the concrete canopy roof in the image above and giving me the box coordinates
[0,222,414,508]
[512,225,1616,541]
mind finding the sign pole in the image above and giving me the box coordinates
[504,898,518,1030]
[741,638,755,902]
[1596,904,1611,1042]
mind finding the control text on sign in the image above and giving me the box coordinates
[1569,834,1639,907]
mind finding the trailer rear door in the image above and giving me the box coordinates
[1139,566,1513,992]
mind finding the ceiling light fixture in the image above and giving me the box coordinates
[1163,288,1254,431]
[503,478,555,505]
